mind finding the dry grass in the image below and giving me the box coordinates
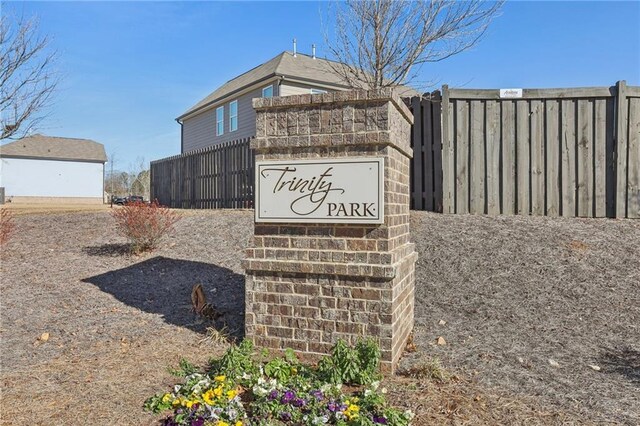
[404,212,640,425]
[3,202,111,216]
[1,210,638,425]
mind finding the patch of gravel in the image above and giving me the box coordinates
[402,212,640,425]
[1,209,638,425]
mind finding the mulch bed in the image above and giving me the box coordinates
[1,209,638,425]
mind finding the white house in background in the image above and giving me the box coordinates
[0,134,107,204]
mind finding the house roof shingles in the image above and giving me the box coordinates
[0,134,107,163]
[178,51,353,120]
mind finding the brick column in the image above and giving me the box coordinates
[243,89,416,370]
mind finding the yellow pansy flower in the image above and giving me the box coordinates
[227,389,238,400]
[235,422,243,426]
[162,393,171,404]
[213,386,223,397]
[172,398,181,407]
[202,389,215,405]
[214,375,226,382]
[185,400,195,408]
[216,421,229,426]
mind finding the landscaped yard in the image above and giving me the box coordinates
[1,209,638,425]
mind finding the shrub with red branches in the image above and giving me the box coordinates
[0,208,15,245]
[111,200,180,253]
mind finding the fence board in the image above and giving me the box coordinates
[531,100,545,215]
[470,100,485,214]
[516,101,530,214]
[441,87,454,213]
[423,98,434,211]
[501,101,516,214]
[432,92,444,213]
[456,100,470,214]
[615,81,629,217]
[628,97,640,218]
[486,100,500,215]
[577,99,593,217]
[561,100,577,216]
[594,99,607,217]
[545,100,560,216]
[411,97,423,210]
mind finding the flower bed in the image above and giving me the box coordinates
[145,340,413,426]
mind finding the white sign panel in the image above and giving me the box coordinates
[500,88,523,98]
[256,157,384,224]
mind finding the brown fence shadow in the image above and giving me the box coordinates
[82,256,245,339]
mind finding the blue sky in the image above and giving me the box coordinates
[3,1,639,169]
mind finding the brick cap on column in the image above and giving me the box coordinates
[243,249,418,280]
[253,88,413,125]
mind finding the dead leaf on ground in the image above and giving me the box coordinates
[568,240,589,252]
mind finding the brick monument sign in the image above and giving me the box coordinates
[243,89,416,370]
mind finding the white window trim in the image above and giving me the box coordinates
[229,100,238,132]
[310,88,328,94]
[262,85,274,97]
[216,106,224,136]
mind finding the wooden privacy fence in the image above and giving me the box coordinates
[409,80,639,218]
[150,138,253,209]
[152,82,638,218]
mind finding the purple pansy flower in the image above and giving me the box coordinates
[191,418,205,426]
[268,390,279,400]
[373,415,388,424]
[281,390,295,404]
[280,411,292,421]
[310,390,323,401]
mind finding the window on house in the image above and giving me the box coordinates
[310,89,328,94]
[262,85,273,98]
[216,106,224,136]
[229,100,238,132]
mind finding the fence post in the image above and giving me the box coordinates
[411,96,423,210]
[615,80,628,218]
[431,90,444,213]
[441,85,454,213]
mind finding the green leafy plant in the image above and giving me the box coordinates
[208,339,259,385]
[145,339,413,426]
[168,358,197,377]
[318,338,382,386]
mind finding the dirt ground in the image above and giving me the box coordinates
[1,210,638,425]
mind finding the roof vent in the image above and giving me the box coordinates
[312,44,316,59]
[293,38,297,57]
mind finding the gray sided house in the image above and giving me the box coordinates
[178,51,356,153]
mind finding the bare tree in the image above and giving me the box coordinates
[130,157,150,200]
[325,0,503,90]
[1,15,58,140]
